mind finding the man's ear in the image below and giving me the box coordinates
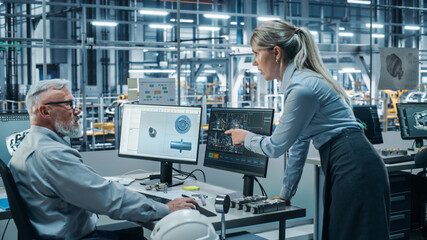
[39,105,50,119]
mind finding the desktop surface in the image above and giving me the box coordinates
[123,174,305,237]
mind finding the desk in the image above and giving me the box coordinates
[125,176,306,240]
[307,156,421,240]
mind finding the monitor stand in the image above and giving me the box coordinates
[243,175,254,196]
[142,162,184,187]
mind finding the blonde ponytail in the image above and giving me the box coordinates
[251,20,351,105]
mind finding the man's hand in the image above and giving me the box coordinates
[166,198,199,213]
[224,129,249,146]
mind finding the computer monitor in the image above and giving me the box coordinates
[118,104,202,186]
[396,103,427,148]
[352,105,384,144]
[204,107,274,196]
[0,113,31,164]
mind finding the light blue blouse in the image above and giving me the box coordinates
[9,126,169,239]
[244,62,361,200]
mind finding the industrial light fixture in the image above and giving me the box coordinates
[203,14,230,19]
[196,77,208,82]
[372,33,385,38]
[198,26,220,31]
[347,0,370,4]
[338,32,354,37]
[230,22,245,26]
[339,68,361,73]
[339,27,345,31]
[91,21,118,27]
[365,23,384,28]
[309,31,318,35]
[257,16,280,21]
[129,69,176,73]
[139,10,169,16]
[404,25,420,30]
[149,24,173,29]
[170,18,194,23]
[204,70,217,73]
[420,69,427,73]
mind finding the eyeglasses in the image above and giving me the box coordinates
[44,100,75,110]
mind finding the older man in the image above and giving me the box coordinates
[9,79,198,239]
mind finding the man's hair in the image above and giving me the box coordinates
[26,79,71,118]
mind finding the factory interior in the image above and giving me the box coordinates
[0,0,426,239]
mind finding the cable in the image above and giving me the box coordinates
[254,177,268,198]
[1,219,10,240]
[189,169,207,182]
[122,169,151,180]
[172,168,207,182]
[172,168,197,181]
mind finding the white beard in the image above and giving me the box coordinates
[54,117,82,138]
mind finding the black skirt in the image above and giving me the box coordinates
[319,128,390,240]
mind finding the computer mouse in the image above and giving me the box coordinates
[415,148,427,167]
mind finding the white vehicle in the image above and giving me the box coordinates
[404,91,427,103]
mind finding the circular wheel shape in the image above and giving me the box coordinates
[175,115,191,134]
[215,194,231,214]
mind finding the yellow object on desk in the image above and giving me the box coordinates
[182,186,200,191]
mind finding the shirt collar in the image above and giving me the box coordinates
[30,125,69,145]
[280,61,297,93]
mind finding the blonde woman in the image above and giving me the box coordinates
[226,20,390,240]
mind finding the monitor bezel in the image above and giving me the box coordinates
[396,102,427,140]
[118,103,202,165]
[352,105,384,144]
[203,107,274,178]
[0,112,31,164]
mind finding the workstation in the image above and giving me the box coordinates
[0,0,427,240]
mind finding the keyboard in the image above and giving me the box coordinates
[141,193,217,217]
[383,154,415,164]
[196,205,217,217]
[141,193,170,204]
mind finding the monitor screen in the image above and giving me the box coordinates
[397,103,427,144]
[0,113,31,164]
[204,108,274,178]
[352,105,384,144]
[119,104,202,164]
[118,104,202,186]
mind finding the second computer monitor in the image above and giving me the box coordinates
[352,105,384,144]
[204,108,274,196]
[397,103,427,147]
[0,113,31,164]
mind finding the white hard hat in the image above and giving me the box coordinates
[150,209,219,240]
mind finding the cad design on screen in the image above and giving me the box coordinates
[204,108,274,178]
[119,104,201,164]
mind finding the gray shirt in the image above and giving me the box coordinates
[244,62,361,200]
[9,125,169,239]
